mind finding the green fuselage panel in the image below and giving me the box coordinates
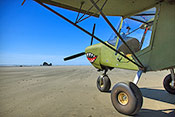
[85,42,138,71]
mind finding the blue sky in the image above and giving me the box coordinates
[0,0,119,65]
[0,0,151,66]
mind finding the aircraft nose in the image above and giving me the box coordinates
[85,43,102,70]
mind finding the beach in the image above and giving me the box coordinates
[0,66,174,117]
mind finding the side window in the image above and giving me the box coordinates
[128,7,156,50]
[107,7,156,52]
[124,22,154,51]
[140,25,153,50]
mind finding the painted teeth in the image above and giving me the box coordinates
[86,52,97,63]
[86,53,95,58]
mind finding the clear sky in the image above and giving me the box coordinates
[0,0,151,66]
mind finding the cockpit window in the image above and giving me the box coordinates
[129,7,156,24]
[107,7,156,52]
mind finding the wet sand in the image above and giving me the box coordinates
[0,66,174,117]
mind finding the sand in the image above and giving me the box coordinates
[0,66,174,117]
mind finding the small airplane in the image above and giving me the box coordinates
[22,0,175,115]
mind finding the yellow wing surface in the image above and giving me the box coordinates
[36,0,160,17]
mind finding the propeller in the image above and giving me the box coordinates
[64,52,85,61]
[21,0,26,6]
[64,24,96,61]
[90,24,96,45]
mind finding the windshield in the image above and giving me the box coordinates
[107,33,127,47]
[107,35,117,46]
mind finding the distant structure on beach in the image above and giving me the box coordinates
[42,62,52,66]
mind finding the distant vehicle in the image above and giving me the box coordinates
[23,0,175,115]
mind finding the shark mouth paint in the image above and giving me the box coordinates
[86,53,97,63]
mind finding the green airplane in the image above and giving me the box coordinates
[24,0,175,115]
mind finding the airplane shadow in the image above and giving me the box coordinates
[104,90,111,93]
[135,88,175,117]
[140,88,175,105]
[135,108,175,117]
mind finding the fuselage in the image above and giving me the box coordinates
[85,42,138,71]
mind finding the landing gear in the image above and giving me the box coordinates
[97,69,143,115]
[163,69,175,94]
[111,82,143,115]
[97,75,111,92]
[111,70,143,115]
[97,69,111,92]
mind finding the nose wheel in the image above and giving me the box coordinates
[96,70,143,115]
[97,75,111,92]
[111,82,143,115]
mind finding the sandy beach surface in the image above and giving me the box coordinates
[0,66,174,117]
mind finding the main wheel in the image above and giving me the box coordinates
[97,75,111,92]
[163,74,175,94]
[111,82,143,115]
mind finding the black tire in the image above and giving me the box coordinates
[111,82,143,115]
[97,75,111,92]
[163,74,175,94]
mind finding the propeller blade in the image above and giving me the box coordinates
[64,52,85,61]
[21,0,26,6]
[90,24,96,45]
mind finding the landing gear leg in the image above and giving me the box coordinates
[133,70,143,85]
[111,70,143,115]
[163,68,175,94]
[97,69,111,92]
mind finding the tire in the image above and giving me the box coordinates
[163,74,175,94]
[97,75,111,92]
[111,82,143,115]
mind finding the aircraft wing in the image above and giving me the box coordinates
[36,0,160,18]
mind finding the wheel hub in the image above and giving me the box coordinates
[100,78,104,88]
[118,92,128,105]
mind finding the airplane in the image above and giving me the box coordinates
[22,0,175,115]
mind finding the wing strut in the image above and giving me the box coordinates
[75,0,107,24]
[140,26,149,49]
[75,0,100,24]
[33,0,145,70]
[89,0,145,70]
[75,1,85,24]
